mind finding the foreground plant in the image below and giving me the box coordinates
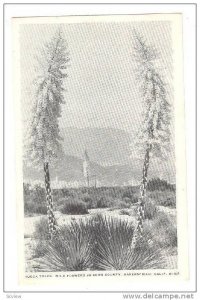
[37,220,94,271]
[92,215,166,270]
[36,214,166,271]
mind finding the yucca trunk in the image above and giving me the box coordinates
[44,162,57,239]
[131,144,152,248]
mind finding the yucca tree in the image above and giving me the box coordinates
[131,32,171,248]
[27,30,69,239]
[83,149,90,187]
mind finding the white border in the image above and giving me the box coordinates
[3,2,197,296]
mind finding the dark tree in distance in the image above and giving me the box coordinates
[27,30,70,239]
[131,32,171,248]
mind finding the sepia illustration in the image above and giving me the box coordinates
[14,15,186,277]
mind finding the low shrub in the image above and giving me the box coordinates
[133,200,158,220]
[144,200,158,220]
[34,216,49,240]
[122,197,135,206]
[122,191,139,205]
[158,196,176,208]
[24,198,47,216]
[148,191,176,208]
[113,199,130,209]
[24,184,47,216]
[119,209,132,216]
[55,197,67,211]
[144,211,177,248]
[60,198,88,215]
[82,196,94,209]
[33,240,47,258]
[147,178,175,192]
[96,196,113,208]
[122,190,133,199]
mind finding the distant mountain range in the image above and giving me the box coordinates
[60,127,132,166]
[23,154,141,186]
[23,127,175,186]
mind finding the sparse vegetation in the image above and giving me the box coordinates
[24,180,175,216]
[25,180,177,272]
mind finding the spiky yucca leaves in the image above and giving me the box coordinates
[92,214,166,270]
[38,220,94,271]
[36,214,166,272]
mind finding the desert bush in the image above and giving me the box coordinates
[122,190,133,199]
[144,211,177,248]
[158,196,176,208]
[23,183,31,195]
[119,209,132,216]
[24,184,47,216]
[148,191,176,208]
[133,200,157,220]
[82,196,95,209]
[144,200,158,220]
[113,199,130,209]
[96,196,113,208]
[33,240,47,258]
[60,198,88,215]
[34,216,49,240]
[131,196,139,204]
[24,197,47,216]
[122,197,138,206]
[147,178,175,192]
[54,197,68,211]
[60,188,72,197]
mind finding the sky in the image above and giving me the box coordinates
[20,19,173,134]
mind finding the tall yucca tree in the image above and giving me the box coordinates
[27,30,69,239]
[131,32,171,248]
